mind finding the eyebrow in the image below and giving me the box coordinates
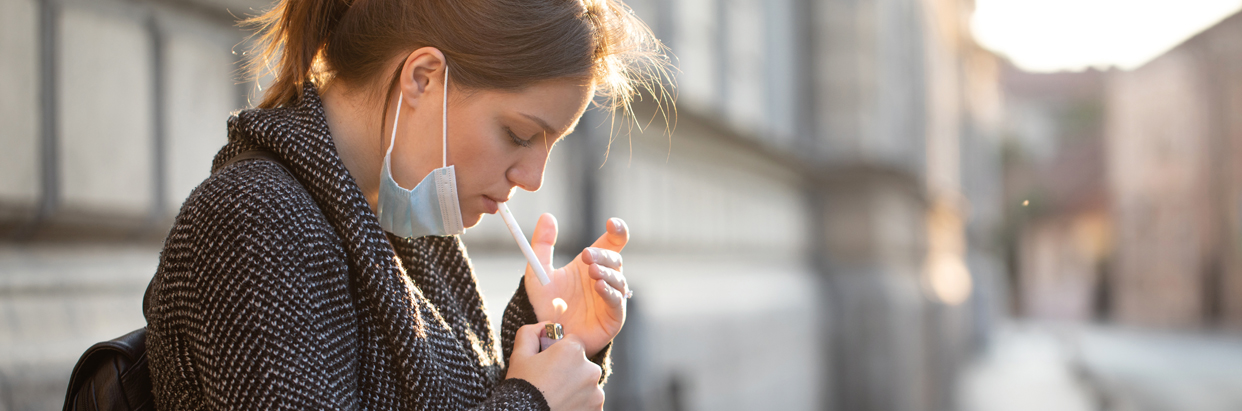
[519,112,564,137]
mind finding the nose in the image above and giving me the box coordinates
[507,150,550,192]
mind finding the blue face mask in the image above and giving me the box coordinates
[376,67,465,238]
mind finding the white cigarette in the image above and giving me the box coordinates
[498,202,551,285]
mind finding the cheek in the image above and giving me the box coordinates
[459,157,508,190]
[453,127,512,189]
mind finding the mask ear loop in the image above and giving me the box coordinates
[386,93,402,159]
[442,65,449,168]
[385,63,448,166]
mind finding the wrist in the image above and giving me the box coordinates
[494,378,550,411]
[587,340,612,363]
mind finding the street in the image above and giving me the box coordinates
[960,323,1242,411]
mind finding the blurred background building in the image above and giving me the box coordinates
[15,0,1242,410]
[998,7,1242,334]
[969,4,1242,411]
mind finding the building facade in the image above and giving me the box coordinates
[1105,11,1242,329]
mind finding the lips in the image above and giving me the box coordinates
[482,195,503,214]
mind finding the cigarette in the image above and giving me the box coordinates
[497,202,551,285]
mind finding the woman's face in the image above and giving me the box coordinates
[387,78,594,228]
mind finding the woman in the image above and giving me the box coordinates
[144,0,669,409]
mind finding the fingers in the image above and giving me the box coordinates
[587,218,629,253]
[513,322,549,358]
[529,213,558,273]
[595,279,624,308]
[587,264,628,296]
[582,219,630,299]
[581,248,623,270]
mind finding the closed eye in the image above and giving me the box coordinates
[505,126,534,148]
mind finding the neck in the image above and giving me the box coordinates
[321,81,388,213]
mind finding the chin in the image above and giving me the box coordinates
[462,213,484,229]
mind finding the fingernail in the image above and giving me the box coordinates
[610,218,623,233]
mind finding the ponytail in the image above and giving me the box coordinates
[243,0,353,109]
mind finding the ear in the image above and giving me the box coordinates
[397,47,447,111]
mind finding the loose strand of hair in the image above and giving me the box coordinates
[240,0,351,109]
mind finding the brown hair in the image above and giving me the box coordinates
[243,0,671,116]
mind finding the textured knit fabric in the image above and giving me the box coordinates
[146,84,611,410]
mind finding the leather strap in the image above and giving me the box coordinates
[217,149,288,175]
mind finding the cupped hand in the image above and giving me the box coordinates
[523,214,630,358]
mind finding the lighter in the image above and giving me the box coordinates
[539,323,564,351]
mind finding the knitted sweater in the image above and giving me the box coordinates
[146,84,610,410]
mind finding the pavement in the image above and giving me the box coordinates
[959,322,1242,411]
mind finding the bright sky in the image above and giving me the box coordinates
[972,0,1242,72]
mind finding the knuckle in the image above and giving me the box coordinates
[552,339,583,355]
[604,250,620,262]
[518,323,542,335]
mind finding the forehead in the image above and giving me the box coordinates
[462,80,595,132]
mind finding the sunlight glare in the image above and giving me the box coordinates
[972,0,1242,72]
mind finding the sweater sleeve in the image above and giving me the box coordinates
[499,278,614,386]
[469,379,551,411]
[148,162,360,410]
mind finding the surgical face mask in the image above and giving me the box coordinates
[376,67,465,238]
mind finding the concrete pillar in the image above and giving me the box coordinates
[0,0,42,218]
[813,171,929,411]
[58,5,155,217]
[162,13,235,212]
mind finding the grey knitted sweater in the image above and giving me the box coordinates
[146,84,610,410]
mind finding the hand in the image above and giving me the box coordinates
[507,322,605,411]
[524,214,630,357]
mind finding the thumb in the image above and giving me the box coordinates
[588,217,629,253]
[512,322,547,359]
[529,213,558,271]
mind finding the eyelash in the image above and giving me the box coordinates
[505,127,533,148]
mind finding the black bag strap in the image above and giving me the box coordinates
[216,148,289,176]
